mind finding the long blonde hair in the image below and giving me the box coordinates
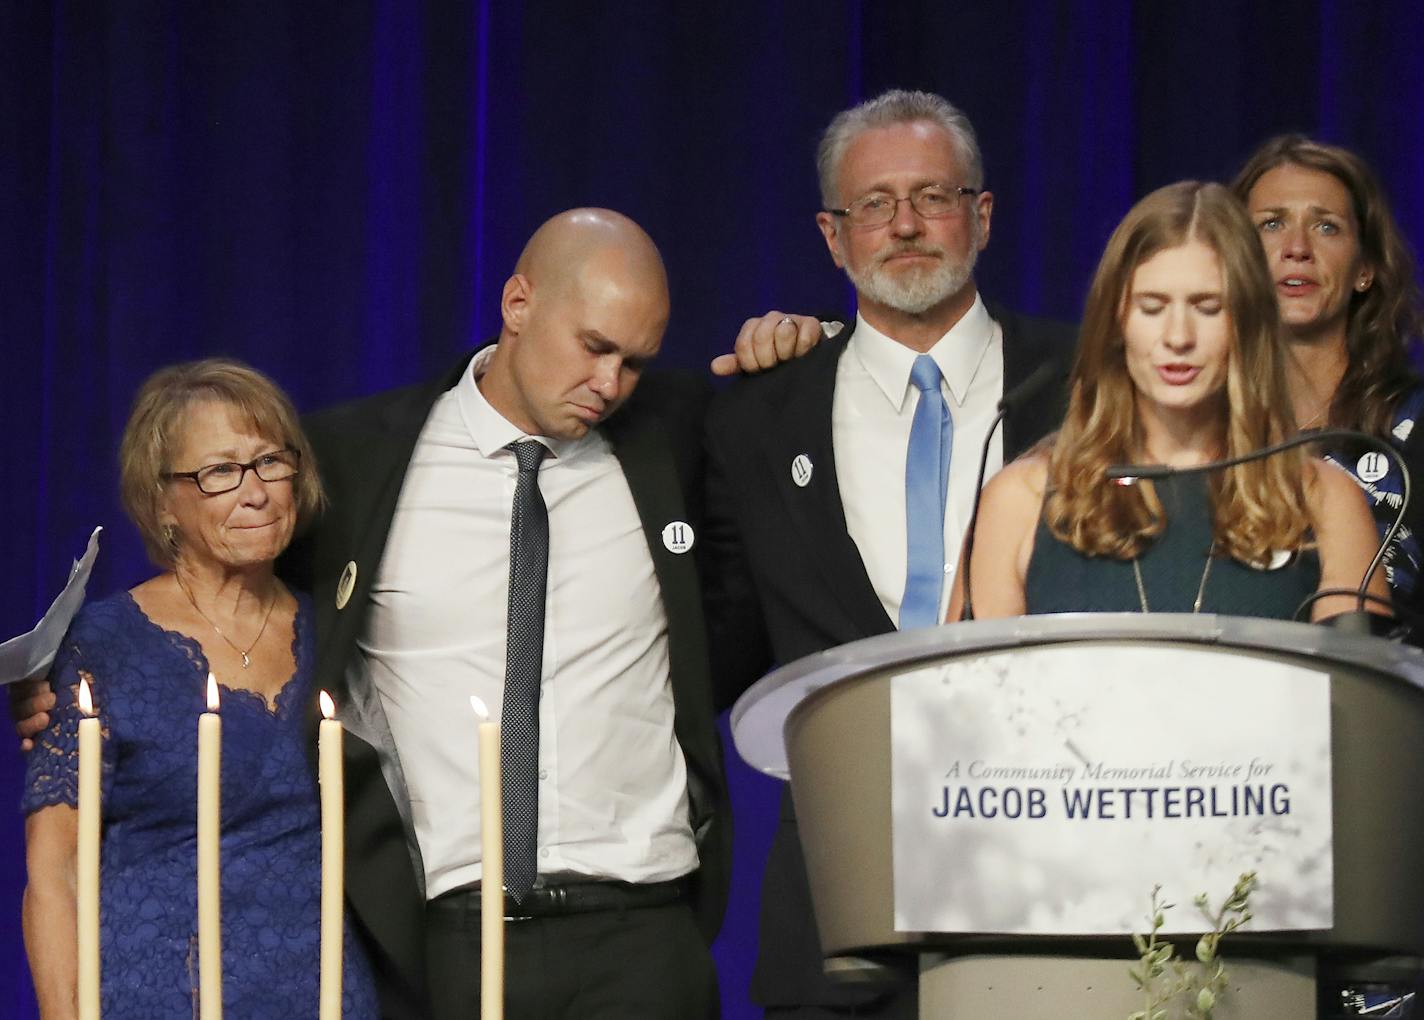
[1045,181,1311,563]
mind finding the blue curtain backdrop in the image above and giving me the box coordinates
[3,1,1422,1012]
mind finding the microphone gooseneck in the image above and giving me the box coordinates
[958,360,1060,622]
[1107,427,1409,620]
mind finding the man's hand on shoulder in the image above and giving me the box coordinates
[710,311,832,376]
[10,676,55,753]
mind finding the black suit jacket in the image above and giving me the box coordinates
[285,353,731,1019]
[701,303,1074,1007]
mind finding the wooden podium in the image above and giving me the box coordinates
[731,614,1424,1018]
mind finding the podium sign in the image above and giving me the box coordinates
[890,643,1333,935]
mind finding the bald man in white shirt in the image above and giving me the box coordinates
[289,209,730,1019]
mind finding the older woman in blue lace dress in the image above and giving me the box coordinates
[22,359,377,1018]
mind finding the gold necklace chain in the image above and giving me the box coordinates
[1132,542,1216,614]
[174,574,277,669]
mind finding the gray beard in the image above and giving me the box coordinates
[846,239,979,316]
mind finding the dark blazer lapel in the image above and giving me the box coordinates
[303,353,475,1016]
[313,355,476,695]
[601,407,711,729]
[601,401,731,941]
[989,302,1072,460]
[768,334,896,638]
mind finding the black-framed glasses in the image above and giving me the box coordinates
[163,448,301,494]
[826,184,980,228]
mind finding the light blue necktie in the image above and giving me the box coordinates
[900,355,952,629]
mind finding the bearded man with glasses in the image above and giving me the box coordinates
[703,89,1075,1017]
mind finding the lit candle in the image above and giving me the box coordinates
[470,695,504,1020]
[318,691,344,1020]
[197,673,222,1020]
[76,677,99,1020]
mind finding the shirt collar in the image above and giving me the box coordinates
[455,345,582,461]
[849,294,995,410]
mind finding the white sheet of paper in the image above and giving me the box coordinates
[0,527,103,685]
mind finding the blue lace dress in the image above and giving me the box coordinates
[23,591,378,1018]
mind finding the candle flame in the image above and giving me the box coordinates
[78,677,94,717]
[206,673,220,712]
[319,690,335,720]
[469,695,489,721]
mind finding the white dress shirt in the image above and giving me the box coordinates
[833,294,1005,625]
[361,347,697,899]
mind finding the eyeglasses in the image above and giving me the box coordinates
[163,448,301,495]
[826,184,980,228]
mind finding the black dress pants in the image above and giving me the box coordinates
[426,897,717,1020]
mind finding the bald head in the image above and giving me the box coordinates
[482,208,670,440]
[514,207,668,303]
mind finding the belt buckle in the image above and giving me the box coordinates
[504,887,541,922]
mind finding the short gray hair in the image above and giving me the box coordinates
[816,89,985,208]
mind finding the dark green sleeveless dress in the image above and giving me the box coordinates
[1023,474,1320,618]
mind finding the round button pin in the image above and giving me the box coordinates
[1357,451,1389,484]
[791,454,813,487]
[335,561,358,610]
[661,521,694,554]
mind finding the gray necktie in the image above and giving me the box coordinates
[501,440,548,902]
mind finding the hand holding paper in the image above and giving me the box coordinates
[10,678,56,753]
[2,528,100,751]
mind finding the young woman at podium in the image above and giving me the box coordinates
[949,180,1388,622]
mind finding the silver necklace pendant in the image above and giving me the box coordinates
[1133,541,1216,614]
[174,572,275,669]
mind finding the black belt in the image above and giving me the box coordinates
[428,878,686,921]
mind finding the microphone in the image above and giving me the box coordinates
[1107,427,1409,625]
[958,360,1061,622]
